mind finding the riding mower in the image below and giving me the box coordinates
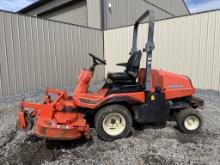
[17,10,204,141]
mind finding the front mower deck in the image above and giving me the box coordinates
[17,88,90,140]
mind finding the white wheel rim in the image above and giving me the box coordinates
[184,116,200,131]
[102,113,126,136]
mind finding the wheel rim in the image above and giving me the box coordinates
[102,113,126,136]
[184,116,200,131]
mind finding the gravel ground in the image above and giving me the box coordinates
[0,88,220,165]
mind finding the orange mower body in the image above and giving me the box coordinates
[17,68,200,140]
[16,10,204,141]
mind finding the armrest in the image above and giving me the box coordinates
[116,63,127,67]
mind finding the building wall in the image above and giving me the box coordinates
[1,9,220,97]
[42,1,88,26]
[103,0,189,29]
[0,11,104,97]
[19,0,189,30]
[146,0,189,16]
[23,0,72,16]
[87,0,102,29]
[104,11,220,91]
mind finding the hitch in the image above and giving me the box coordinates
[190,96,204,109]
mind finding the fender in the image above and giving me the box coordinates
[96,95,142,109]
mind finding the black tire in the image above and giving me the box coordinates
[95,104,132,141]
[176,109,203,134]
[16,116,33,132]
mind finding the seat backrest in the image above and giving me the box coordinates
[125,50,142,78]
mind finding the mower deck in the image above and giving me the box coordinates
[17,88,90,140]
[35,117,89,140]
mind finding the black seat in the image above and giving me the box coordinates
[107,84,143,94]
[108,72,131,80]
[107,50,142,84]
[108,72,134,84]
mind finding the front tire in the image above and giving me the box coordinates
[176,109,203,134]
[95,104,132,141]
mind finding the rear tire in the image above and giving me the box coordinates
[95,104,132,141]
[176,109,203,134]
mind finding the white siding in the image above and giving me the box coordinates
[104,11,220,91]
[0,11,104,96]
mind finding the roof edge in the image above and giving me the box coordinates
[18,0,52,13]
[182,0,191,14]
[37,0,82,17]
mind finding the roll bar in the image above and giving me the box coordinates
[144,11,155,92]
[130,9,155,92]
[130,10,150,55]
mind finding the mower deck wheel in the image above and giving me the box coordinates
[16,116,33,132]
[95,104,132,141]
[176,109,203,134]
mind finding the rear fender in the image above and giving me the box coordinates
[96,96,142,109]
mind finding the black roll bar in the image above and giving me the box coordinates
[130,10,150,55]
[144,11,155,92]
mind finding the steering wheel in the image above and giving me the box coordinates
[89,53,106,65]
